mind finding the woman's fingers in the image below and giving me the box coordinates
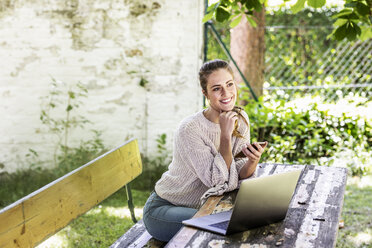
[252,142,265,153]
[242,146,260,160]
[223,112,239,124]
[227,111,238,119]
[241,142,267,161]
[248,144,261,156]
[219,111,239,136]
[220,111,237,119]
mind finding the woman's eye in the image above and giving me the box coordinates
[228,82,234,87]
[212,87,220,91]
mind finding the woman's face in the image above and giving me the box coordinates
[204,69,237,112]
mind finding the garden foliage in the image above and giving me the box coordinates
[206,0,372,41]
[241,92,372,175]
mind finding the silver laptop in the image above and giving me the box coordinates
[182,169,302,235]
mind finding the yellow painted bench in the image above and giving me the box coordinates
[0,138,143,248]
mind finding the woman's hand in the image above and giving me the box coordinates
[241,142,267,162]
[239,141,268,179]
[219,111,238,138]
[218,111,238,170]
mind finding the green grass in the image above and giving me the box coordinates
[336,176,372,248]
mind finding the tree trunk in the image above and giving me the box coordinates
[230,8,265,99]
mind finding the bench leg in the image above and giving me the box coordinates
[125,183,137,223]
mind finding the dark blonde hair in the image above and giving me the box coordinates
[199,59,248,138]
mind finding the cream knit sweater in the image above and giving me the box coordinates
[154,109,252,209]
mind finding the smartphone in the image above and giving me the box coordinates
[234,141,268,158]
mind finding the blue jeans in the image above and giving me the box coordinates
[143,191,198,242]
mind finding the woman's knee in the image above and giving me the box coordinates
[143,212,183,241]
[142,194,197,242]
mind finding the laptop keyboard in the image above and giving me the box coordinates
[210,220,229,230]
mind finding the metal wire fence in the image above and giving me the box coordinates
[264,26,372,103]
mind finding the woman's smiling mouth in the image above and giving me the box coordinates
[220,97,233,104]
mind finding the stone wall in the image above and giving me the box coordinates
[0,0,204,172]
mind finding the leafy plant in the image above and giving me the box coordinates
[55,130,105,175]
[330,1,372,41]
[205,0,372,41]
[241,92,372,175]
[38,78,108,173]
[39,78,95,169]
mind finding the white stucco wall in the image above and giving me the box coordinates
[0,0,204,172]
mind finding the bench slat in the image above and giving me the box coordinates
[0,139,142,248]
[111,220,165,248]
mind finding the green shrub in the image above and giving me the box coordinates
[242,93,372,175]
[56,131,105,174]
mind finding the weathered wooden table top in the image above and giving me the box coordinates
[165,163,348,248]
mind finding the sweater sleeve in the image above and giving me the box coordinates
[175,124,238,189]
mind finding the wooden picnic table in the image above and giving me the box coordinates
[165,163,348,248]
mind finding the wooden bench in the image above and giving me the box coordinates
[115,163,348,248]
[0,138,142,248]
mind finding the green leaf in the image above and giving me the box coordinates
[346,24,357,41]
[344,2,358,8]
[202,11,214,23]
[253,0,263,12]
[68,91,75,99]
[360,26,372,41]
[66,105,73,112]
[351,21,362,35]
[245,0,255,9]
[28,148,39,156]
[230,14,243,28]
[356,2,370,16]
[336,21,362,41]
[360,15,371,24]
[291,0,306,14]
[333,18,348,27]
[338,12,359,20]
[334,23,348,40]
[216,6,230,22]
[245,0,262,11]
[246,15,257,27]
[228,12,241,21]
[332,9,353,19]
[139,78,148,87]
[308,0,326,8]
[220,0,231,6]
[207,3,218,12]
